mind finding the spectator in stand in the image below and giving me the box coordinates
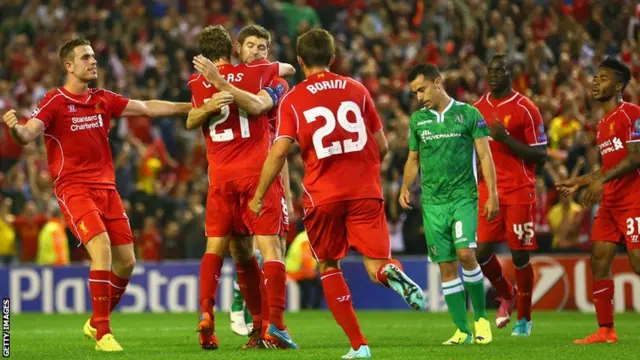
[36,208,69,266]
[0,196,17,265]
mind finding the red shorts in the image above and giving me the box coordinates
[205,176,286,237]
[55,187,133,246]
[477,202,537,251]
[303,199,390,262]
[591,207,640,250]
[275,174,290,236]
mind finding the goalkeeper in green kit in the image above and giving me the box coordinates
[400,64,500,345]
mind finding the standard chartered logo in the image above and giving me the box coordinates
[70,114,104,132]
[420,130,462,142]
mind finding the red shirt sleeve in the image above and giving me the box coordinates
[32,92,60,130]
[275,94,298,140]
[363,88,383,133]
[520,98,547,146]
[625,105,640,143]
[103,90,130,118]
[188,74,203,108]
[268,77,289,93]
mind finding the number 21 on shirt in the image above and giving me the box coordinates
[303,101,367,159]
[203,98,249,142]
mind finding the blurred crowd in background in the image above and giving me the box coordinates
[1,0,640,266]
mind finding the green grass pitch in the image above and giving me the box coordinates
[9,311,639,359]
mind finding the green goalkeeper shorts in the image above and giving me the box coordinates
[421,197,478,263]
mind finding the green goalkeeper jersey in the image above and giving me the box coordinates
[409,99,489,205]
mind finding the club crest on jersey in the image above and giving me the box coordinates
[609,122,615,136]
[95,101,103,113]
[67,104,77,113]
[503,115,511,126]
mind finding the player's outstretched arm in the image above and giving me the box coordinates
[249,138,294,215]
[2,110,45,145]
[185,91,234,130]
[475,137,499,220]
[489,120,547,165]
[399,150,419,210]
[279,63,296,77]
[120,100,191,118]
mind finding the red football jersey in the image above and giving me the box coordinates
[276,71,384,208]
[188,61,279,185]
[597,102,640,209]
[32,87,130,192]
[474,92,547,205]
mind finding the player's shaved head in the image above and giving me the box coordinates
[598,57,631,95]
[408,64,441,83]
[199,25,232,62]
[238,24,271,47]
[297,29,335,68]
[58,38,91,71]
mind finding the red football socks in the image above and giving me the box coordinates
[199,253,224,319]
[481,255,515,300]
[263,261,287,330]
[374,259,403,287]
[109,271,130,312]
[593,279,614,328]
[235,256,263,331]
[260,271,270,338]
[89,270,111,341]
[515,263,534,321]
[321,269,367,349]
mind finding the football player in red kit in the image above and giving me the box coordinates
[2,39,192,352]
[227,24,296,340]
[249,29,425,359]
[474,55,548,336]
[557,57,640,344]
[186,25,295,349]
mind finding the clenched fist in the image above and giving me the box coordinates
[3,109,19,129]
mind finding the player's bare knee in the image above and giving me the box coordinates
[511,250,530,268]
[589,255,610,280]
[456,249,478,270]
[230,237,254,263]
[438,261,459,282]
[85,232,112,269]
[256,235,283,261]
[205,236,229,256]
[362,258,385,282]
[318,260,339,274]
[114,257,136,276]
[629,251,640,275]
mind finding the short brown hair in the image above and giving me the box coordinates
[198,25,232,61]
[58,38,91,71]
[296,29,335,68]
[237,24,271,47]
